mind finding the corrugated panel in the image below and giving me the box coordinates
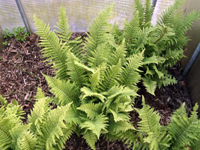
[152,0,175,24]
[0,0,24,31]
[182,0,200,112]
[21,0,137,32]
[0,0,176,32]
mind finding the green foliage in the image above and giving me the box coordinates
[34,5,142,150]
[3,28,13,38]
[2,41,8,46]
[0,89,73,150]
[13,27,29,42]
[32,1,200,150]
[3,27,29,42]
[110,0,200,94]
[134,98,200,150]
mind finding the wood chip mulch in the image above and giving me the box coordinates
[0,34,54,114]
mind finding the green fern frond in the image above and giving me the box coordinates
[85,5,113,56]
[10,124,29,150]
[83,130,97,150]
[66,51,87,87]
[64,106,81,125]
[88,43,112,68]
[77,103,102,120]
[4,103,25,121]
[123,11,140,45]
[0,118,16,150]
[105,129,136,147]
[103,85,137,111]
[80,114,108,138]
[28,89,50,133]
[133,28,152,53]
[33,14,69,79]
[106,85,137,102]
[45,75,80,106]
[34,87,45,100]
[80,87,106,103]
[108,120,135,134]
[109,22,123,44]
[56,7,85,60]
[109,39,127,65]
[109,109,130,122]
[89,63,107,91]
[119,52,143,89]
[53,125,75,150]
[56,6,72,42]
[160,74,177,88]
[142,76,157,95]
[136,98,162,150]
[191,138,200,150]
[134,0,144,27]
[164,49,184,67]
[144,0,153,25]
[157,0,185,25]
[68,37,84,60]
[168,103,200,149]
[99,60,122,91]
[173,11,200,48]
[89,67,101,90]
[0,95,7,106]
[36,104,72,150]
[19,131,37,150]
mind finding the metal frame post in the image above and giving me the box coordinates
[15,0,31,33]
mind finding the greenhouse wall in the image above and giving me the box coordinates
[182,0,200,108]
[0,0,175,32]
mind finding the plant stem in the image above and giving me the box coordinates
[154,27,167,44]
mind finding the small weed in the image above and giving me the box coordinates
[2,41,8,46]
[3,28,13,39]
[3,27,29,42]
[13,27,29,42]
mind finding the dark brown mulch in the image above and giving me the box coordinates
[135,62,192,126]
[0,34,54,114]
[0,33,192,150]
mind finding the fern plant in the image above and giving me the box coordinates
[133,98,200,150]
[110,0,200,94]
[0,89,73,150]
[33,6,143,150]
[33,2,200,149]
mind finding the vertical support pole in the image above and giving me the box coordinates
[0,26,3,51]
[183,42,200,76]
[15,0,31,33]
[152,0,158,8]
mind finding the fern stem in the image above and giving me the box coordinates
[154,27,167,44]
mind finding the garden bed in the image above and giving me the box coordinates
[0,33,192,150]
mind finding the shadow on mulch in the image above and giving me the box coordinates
[0,33,192,150]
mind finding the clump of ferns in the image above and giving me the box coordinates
[31,0,200,149]
[110,0,200,95]
[34,5,142,150]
